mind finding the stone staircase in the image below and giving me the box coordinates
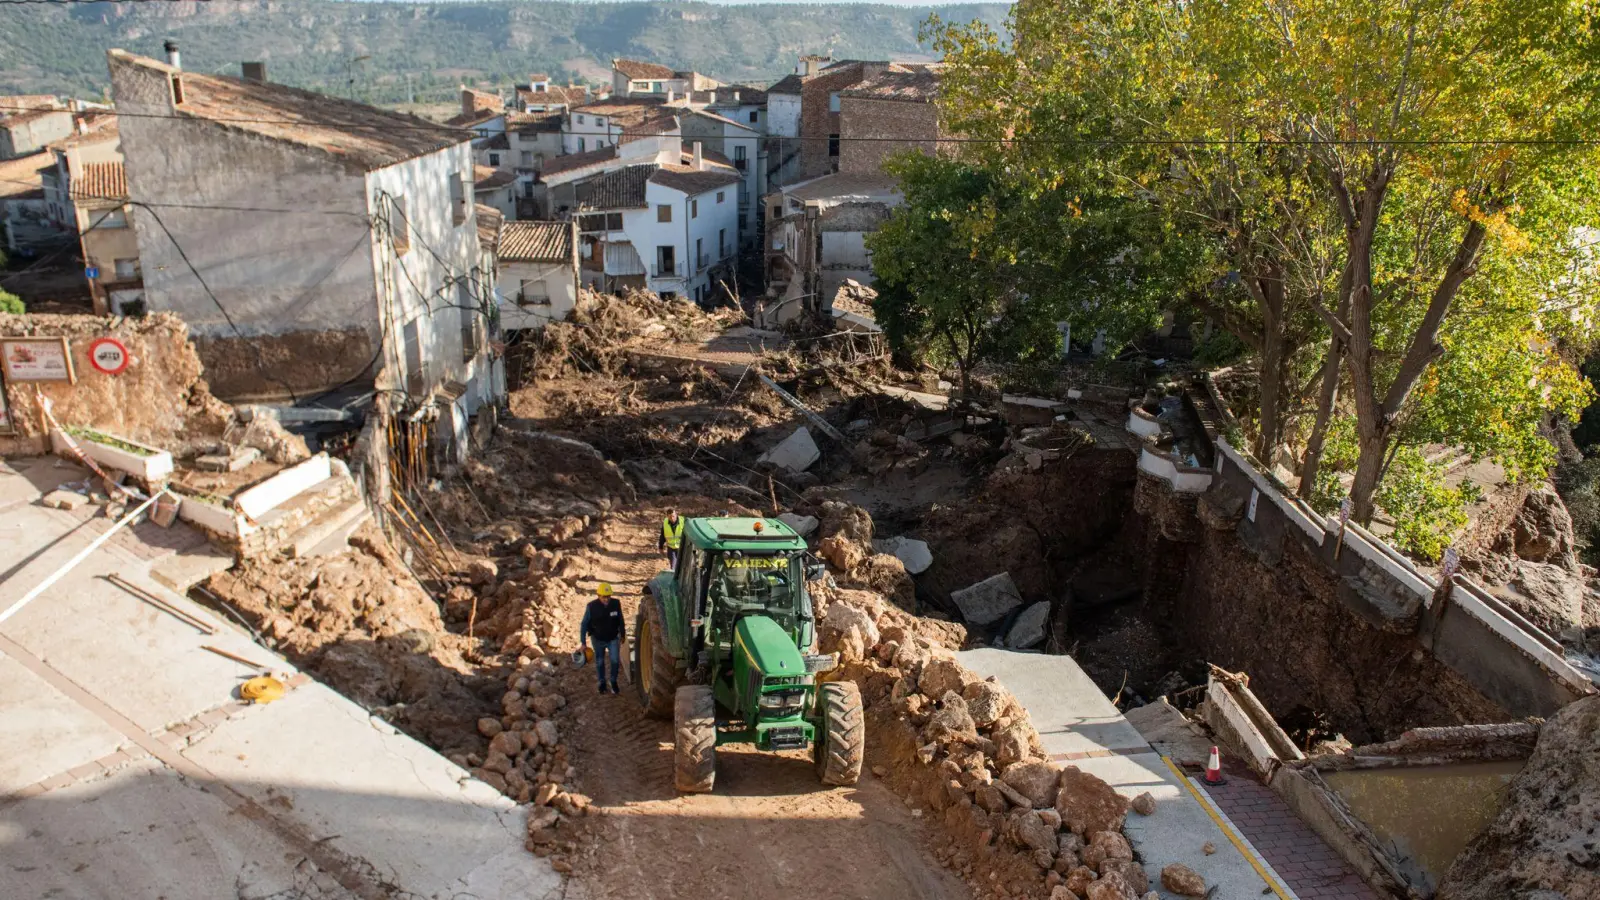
[235,462,370,560]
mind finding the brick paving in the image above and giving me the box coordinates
[1199,766,1381,899]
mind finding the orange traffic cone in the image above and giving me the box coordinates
[1203,746,1226,785]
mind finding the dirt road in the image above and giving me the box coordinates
[557,504,971,900]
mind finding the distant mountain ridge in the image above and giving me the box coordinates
[0,0,1010,104]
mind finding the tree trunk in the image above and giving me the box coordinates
[1298,344,1342,498]
[1250,267,1288,464]
[1349,427,1389,523]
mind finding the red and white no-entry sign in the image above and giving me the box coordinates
[87,337,131,376]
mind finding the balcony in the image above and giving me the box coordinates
[651,261,685,279]
[695,254,711,273]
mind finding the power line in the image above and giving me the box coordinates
[2,103,1597,147]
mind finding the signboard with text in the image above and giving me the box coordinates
[0,337,75,383]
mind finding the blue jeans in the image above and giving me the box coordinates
[593,637,620,688]
[667,547,680,571]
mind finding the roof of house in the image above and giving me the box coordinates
[48,114,119,150]
[540,144,620,178]
[0,152,50,199]
[71,161,128,202]
[447,108,503,128]
[613,58,677,80]
[649,163,741,196]
[782,172,902,204]
[680,148,735,169]
[107,50,469,172]
[686,108,757,133]
[517,84,590,109]
[475,202,503,252]
[841,70,941,102]
[708,85,768,106]
[500,220,575,263]
[0,95,62,113]
[619,112,678,144]
[473,164,518,191]
[0,106,71,129]
[767,74,806,95]
[510,112,564,135]
[576,163,656,210]
[479,132,510,150]
[571,96,667,127]
[528,74,551,84]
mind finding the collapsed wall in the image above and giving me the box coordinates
[0,311,230,456]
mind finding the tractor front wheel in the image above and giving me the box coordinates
[674,685,717,793]
[814,681,864,786]
[633,596,679,720]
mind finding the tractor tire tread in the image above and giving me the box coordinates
[636,596,680,720]
[816,681,865,787]
[674,685,716,793]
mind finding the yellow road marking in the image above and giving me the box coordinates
[1161,755,1295,900]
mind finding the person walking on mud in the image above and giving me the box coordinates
[659,508,684,570]
[579,583,626,694]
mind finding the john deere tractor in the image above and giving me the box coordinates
[630,516,864,793]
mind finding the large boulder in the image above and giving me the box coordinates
[1437,694,1600,900]
[993,720,1034,769]
[818,500,874,544]
[818,601,880,662]
[917,657,968,700]
[759,426,821,473]
[873,536,933,575]
[1001,759,1062,808]
[1056,768,1130,837]
[818,534,867,573]
[922,691,980,745]
[963,679,1011,728]
[1510,485,1579,571]
[1489,559,1595,650]
[950,571,1025,626]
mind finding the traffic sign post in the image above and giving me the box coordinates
[87,337,131,376]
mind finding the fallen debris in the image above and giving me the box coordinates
[758,425,821,473]
[951,572,1025,627]
[874,535,933,575]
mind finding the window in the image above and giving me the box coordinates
[748,110,758,123]
[114,258,138,280]
[577,137,586,152]
[661,291,677,302]
[488,152,501,166]
[518,150,532,166]
[691,198,699,219]
[535,83,547,93]
[718,229,725,257]
[828,92,840,112]
[459,281,480,362]
[734,145,747,171]
[695,237,704,269]
[576,115,586,125]
[390,196,411,255]
[828,133,840,157]
[596,118,605,127]
[449,173,467,226]
[97,208,128,229]
[716,191,725,204]
[633,81,649,91]
[517,279,550,306]
[403,317,425,396]
[657,204,672,223]
[656,245,676,276]
[651,81,663,93]
[606,211,622,230]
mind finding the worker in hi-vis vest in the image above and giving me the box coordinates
[658,508,684,570]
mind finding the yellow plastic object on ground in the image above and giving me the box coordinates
[241,675,286,704]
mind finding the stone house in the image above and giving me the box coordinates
[797,61,896,180]
[474,165,517,220]
[763,173,902,321]
[0,152,62,255]
[107,47,504,460]
[0,104,74,160]
[496,219,578,330]
[515,75,594,114]
[611,59,720,100]
[838,69,944,175]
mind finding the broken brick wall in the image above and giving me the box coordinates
[0,311,230,457]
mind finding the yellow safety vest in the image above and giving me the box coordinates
[662,517,684,550]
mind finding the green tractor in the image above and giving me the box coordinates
[630,516,865,792]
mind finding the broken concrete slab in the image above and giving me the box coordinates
[1007,601,1051,648]
[873,536,933,575]
[950,571,1025,627]
[194,446,261,473]
[41,489,88,510]
[779,513,819,537]
[759,426,821,473]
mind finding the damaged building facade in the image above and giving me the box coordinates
[107,47,504,468]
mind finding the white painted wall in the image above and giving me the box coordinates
[621,178,739,302]
[820,230,869,268]
[768,93,802,138]
[499,259,577,330]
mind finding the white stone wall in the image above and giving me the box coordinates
[768,94,802,138]
[498,259,577,330]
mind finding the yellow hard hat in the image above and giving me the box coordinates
[597,583,613,597]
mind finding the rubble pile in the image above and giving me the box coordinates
[533,288,739,380]
[805,498,920,611]
[1466,484,1600,655]
[813,587,1185,900]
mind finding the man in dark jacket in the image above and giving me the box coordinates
[579,582,626,694]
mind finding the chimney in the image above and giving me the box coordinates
[692,142,704,171]
[706,91,716,105]
[164,39,181,70]
[75,117,88,135]
[241,61,267,83]
[461,86,474,117]
[666,89,676,104]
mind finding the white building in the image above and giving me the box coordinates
[107,47,503,459]
[764,172,903,322]
[681,109,762,247]
[611,59,721,99]
[474,165,517,220]
[497,220,578,330]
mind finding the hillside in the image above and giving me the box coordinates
[0,0,1009,104]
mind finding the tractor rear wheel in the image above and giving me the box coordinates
[674,685,717,793]
[814,681,864,786]
[632,596,679,720]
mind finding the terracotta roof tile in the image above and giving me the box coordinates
[518,84,590,109]
[649,163,740,197]
[72,161,127,201]
[613,59,676,80]
[108,50,469,172]
[474,165,517,190]
[475,203,503,252]
[540,145,619,178]
[499,220,574,263]
[575,164,655,210]
[841,70,941,102]
[0,151,50,199]
[572,96,667,128]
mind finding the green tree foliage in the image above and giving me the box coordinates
[0,289,23,315]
